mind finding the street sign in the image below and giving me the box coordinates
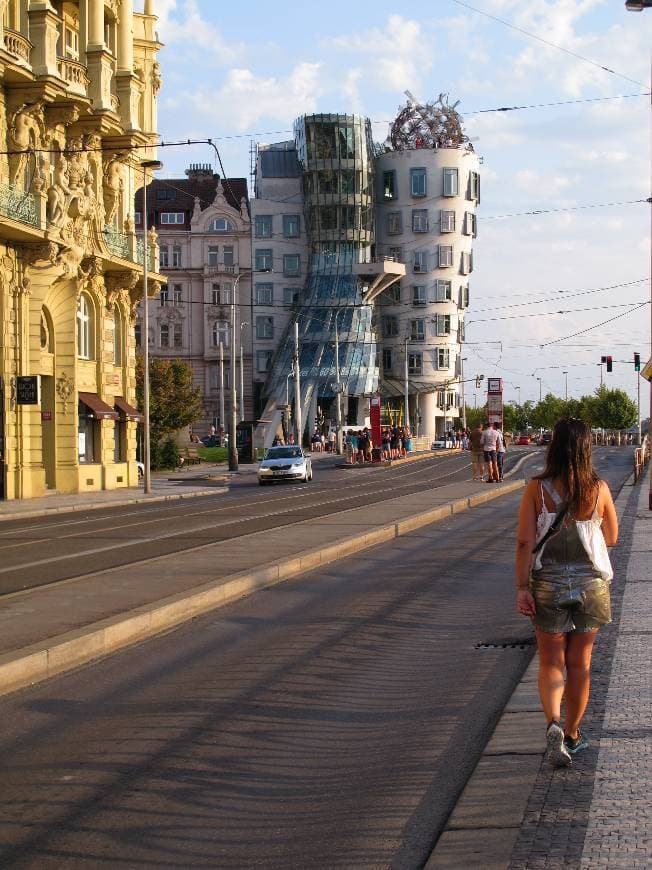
[41,410,52,421]
[641,357,652,383]
[16,376,40,405]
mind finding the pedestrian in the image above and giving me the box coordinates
[350,430,359,463]
[515,418,618,768]
[494,421,506,481]
[468,423,484,480]
[481,422,500,482]
[328,429,336,453]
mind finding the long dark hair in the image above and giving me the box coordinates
[535,418,600,514]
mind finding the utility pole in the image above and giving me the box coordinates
[140,158,162,495]
[404,336,409,429]
[228,272,248,471]
[334,313,343,455]
[563,370,568,401]
[239,322,248,422]
[537,377,542,403]
[460,356,467,430]
[219,341,225,436]
[637,369,642,446]
[293,321,302,446]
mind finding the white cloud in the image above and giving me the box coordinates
[514,169,575,194]
[155,0,244,65]
[187,63,322,131]
[324,15,433,93]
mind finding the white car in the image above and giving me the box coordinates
[258,446,313,485]
[431,439,455,450]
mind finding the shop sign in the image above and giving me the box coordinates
[16,376,40,405]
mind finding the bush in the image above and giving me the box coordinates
[159,437,180,469]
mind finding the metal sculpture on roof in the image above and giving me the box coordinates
[387,91,469,151]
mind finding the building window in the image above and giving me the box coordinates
[410,318,425,341]
[283,254,300,276]
[320,206,338,231]
[208,245,219,266]
[283,287,299,306]
[64,23,79,59]
[255,249,273,271]
[412,209,429,232]
[410,167,427,197]
[435,314,451,336]
[135,323,142,348]
[113,308,123,365]
[255,215,273,238]
[412,285,427,306]
[156,188,176,201]
[209,365,230,391]
[172,284,182,306]
[256,316,274,340]
[468,171,481,203]
[160,212,185,224]
[76,293,94,359]
[159,246,169,268]
[208,218,234,232]
[388,245,402,262]
[173,323,182,348]
[383,170,397,200]
[464,212,477,237]
[283,214,300,237]
[413,251,428,273]
[114,418,126,463]
[382,315,399,338]
[382,348,393,371]
[408,353,423,375]
[256,350,273,372]
[212,321,229,347]
[384,282,401,304]
[437,348,450,370]
[255,283,273,305]
[436,280,452,302]
[438,245,453,268]
[160,323,169,347]
[443,168,459,197]
[172,245,181,267]
[461,251,473,275]
[134,211,141,226]
[223,246,234,267]
[386,211,402,235]
[460,285,470,308]
[159,287,169,307]
[441,210,456,233]
[341,169,356,195]
[77,401,99,463]
[318,169,338,194]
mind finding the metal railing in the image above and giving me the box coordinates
[633,435,650,483]
[103,225,131,260]
[0,183,38,227]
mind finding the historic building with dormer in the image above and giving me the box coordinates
[136,166,251,436]
[0,0,163,500]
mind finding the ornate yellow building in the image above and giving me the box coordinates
[0,0,163,500]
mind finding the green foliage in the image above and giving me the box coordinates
[136,354,202,443]
[590,386,637,430]
[197,446,228,463]
[463,405,487,430]
[160,437,181,469]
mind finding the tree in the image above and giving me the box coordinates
[463,404,487,430]
[530,393,568,430]
[590,386,637,430]
[135,355,202,464]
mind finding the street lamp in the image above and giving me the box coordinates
[460,357,468,430]
[536,377,542,403]
[229,270,250,472]
[140,158,163,495]
[563,371,568,400]
[239,321,249,422]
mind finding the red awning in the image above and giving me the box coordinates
[78,392,119,420]
[114,396,144,423]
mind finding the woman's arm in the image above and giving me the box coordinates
[600,481,619,546]
[515,481,538,617]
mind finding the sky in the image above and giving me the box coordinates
[141,0,651,410]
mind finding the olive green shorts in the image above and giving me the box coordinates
[529,575,612,634]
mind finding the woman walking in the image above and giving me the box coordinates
[515,418,618,768]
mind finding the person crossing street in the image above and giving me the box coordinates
[481,423,500,483]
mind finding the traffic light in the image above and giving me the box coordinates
[634,352,641,372]
[600,355,607,364]
[475,375,482,389]
[606,356,613,373]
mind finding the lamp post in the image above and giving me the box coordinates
[563,370,568,401]
[333,308,349,455]
[536,377,542,403]
[229,271,249,471]
[404,336,410,429]
[140,158,163,495]
[239,321,248,422]
[219,341,225,437]
[460,356,467,430]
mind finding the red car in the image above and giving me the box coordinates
[516,435,530,446]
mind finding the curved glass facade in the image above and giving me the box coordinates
[265,114,380,413]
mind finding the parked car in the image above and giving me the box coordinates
[257,446,313,485]
[539,431,552,446]
[431,438,455,450]
[516,435,531,446]
[201,435,221,448]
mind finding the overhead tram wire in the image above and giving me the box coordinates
[538,302,650,347]
[449,0,650,90]
[471,279,649,312]
[467,302,648,325]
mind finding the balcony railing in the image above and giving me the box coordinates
[3,28,32,64]
[104,225,130,260]
[57,56,89,95]
[0,183,38,227]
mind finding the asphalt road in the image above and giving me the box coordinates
[0,448,536,596]
[0,448,633,870]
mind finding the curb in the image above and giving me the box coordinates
[0,479,525,697]
[0,486,229,523]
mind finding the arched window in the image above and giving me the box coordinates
[208,218,234,233]
[113,307,123,365]
[212,321,229,348]
[76,293,94,359]
[40,308,54,352]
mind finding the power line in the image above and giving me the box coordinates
[449,0,649,89]
[467,301,648,325]
[539,301,650,347]
[471,277,649,302]
[485,199,649,220]
[471,279,649,312]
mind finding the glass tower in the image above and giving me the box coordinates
[264,114,380,427]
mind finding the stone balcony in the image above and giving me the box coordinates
[56,56,90,97]
[3,28,32,66]
[0,183,38,229]
[353,256,406,303]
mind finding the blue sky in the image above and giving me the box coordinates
[145,0,651,409]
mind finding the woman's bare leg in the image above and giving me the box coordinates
[564,630,598,739]
[536,629,567,723]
